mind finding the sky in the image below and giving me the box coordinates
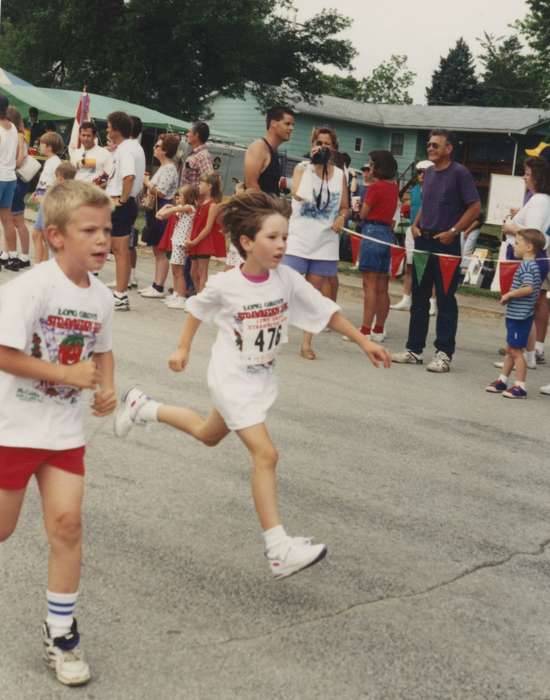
[293,0,529,103]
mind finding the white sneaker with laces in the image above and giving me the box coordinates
[42,620,90,687]
[390,296,411,311]
[540,384,550,395]
[113,387,151,437]
[113,293,129,311]
[391,350,423,364]
[426,350,451,373]
[267,537,327,579]
[163,292,177,304]
[370,330,386,342]
[140,286,166,299]
[165,296,187,310]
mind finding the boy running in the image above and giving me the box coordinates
[0,181,116,685]
[114,191,390,579]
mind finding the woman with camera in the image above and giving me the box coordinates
[284,126,349,360]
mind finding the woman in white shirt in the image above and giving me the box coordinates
[502,156,550,366]
[284,126,349,359]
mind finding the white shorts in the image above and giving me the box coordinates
[171,244,186,266]
[207,357,278,431]
[405,226,415,265]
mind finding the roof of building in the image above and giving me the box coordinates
[294,95,550,134]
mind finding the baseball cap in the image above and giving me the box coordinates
[361,163,370,171]
[416,160,434,171]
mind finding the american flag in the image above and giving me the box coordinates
[69,87,91,151]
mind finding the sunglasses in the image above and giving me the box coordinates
[426,142,441,149]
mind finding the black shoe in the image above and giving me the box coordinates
[4,258,22,271]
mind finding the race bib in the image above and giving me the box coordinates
[234,300,289,367]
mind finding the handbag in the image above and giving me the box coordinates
[140,188,157,211]
[16,155,42,183]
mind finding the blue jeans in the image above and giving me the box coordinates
[407,232,461,357]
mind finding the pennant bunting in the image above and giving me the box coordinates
[438,256,461,294]
[350,234,361,266]
[412,250,430,285]
[499,261,520,295]
[390,246,406,278]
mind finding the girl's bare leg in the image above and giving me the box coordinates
[157,405,230,446]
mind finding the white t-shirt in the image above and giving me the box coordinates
[127,138,146,197]
[0,259,114,449]
[186,265,340,430]
[510,193,550,246]
[0,122,18,182]
[36,155,62,196]
[287,164,345,260]
[71,144,112,183]
[106,139,145,198]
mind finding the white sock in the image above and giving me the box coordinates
[515,380,526,389]
[263,525,288,553]
[46,590,78,639]
[114,290,128,298]
[137,399,160,422]
[535,341,544,354]
[524,350,535,364]
[498,374,508,384]
[19,253,29,262]
[8,251,17,258]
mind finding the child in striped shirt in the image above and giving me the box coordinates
[486,228,545,399]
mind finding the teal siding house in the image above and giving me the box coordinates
[208,93,550,194]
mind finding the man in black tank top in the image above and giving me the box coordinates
[244,106,295,196]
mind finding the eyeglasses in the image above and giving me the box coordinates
[426,142,441,149]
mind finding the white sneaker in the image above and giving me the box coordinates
[113,293,129,311]
[426,350,451,373]
[163,292,177,304]
[267,537,327,579]
[105,279,116,289]
[540,384,550,395]
[391,350,423,364]
[165,296,187,310]
[113,387,151,437]
[429,299,437,316]
[523,353,537,370]
[138,285,151,295]
[140,286,166,299]
[370,330,386,342]
[390,296,411,311]
[42,620,90,687]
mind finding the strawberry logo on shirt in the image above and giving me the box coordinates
[58,334,84,365]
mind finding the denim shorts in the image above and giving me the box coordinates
[283,254,338,277]
[506,316,533,349]
[0,179,16,209]
[358,222,394,273]
[11,178,29,214]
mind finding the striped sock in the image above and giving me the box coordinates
[46,590,78,639]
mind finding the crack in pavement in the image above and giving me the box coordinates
[196,536,550,651]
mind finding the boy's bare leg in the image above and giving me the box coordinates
[236,423,280,531]
[511,348,527,383]
[157,405,229,446]
[0,487,27,541]
[36,466,84,592]
[502,348,515,378]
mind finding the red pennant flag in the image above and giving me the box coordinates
[390,246,406,278]
[351,234,361,265]
[499,261,520,295]
[438,255,461,294]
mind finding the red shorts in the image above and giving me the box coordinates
[0,445,85,490]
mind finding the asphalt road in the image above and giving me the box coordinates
[2,257,550,700]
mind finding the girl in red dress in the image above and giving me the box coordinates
[186,173,225,292]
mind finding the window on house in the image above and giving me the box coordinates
[390,132,405,156]
[354,137,363,153]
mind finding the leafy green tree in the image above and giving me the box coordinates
[426,38,482,105]
[0,0,356,119]
[478,32,546,108]
[516,0,550,106]
[318,74,362,101]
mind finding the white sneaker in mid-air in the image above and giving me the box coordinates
[267,537,327,579]
[113,387,152,437]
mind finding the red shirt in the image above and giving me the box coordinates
[363,180,399,225]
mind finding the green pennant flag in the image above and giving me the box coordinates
[413,250,430,284]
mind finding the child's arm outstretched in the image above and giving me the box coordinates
[0,346,100,388]
[168,314,202,372]
[328,313,392,367]
[90,350,117,416]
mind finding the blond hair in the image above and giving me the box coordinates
[43,181,111,231]
[40,131,65,155]
[55,161,77,181]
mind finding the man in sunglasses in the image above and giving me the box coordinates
[392,129,480,372]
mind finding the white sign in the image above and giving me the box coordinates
[486,174,525,225]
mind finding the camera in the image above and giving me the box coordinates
[311,146,331,166]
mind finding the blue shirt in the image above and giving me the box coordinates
[420,161,480,232]
[410,183,422,224]
[507,260,541,320]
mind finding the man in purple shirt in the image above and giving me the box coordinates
[392,129,481,372]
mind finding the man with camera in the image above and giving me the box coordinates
[244,106,295,196]
[283,126,349,360]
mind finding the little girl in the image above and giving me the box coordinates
[185,173,225,292]
[114,191,390,579]
[156,185,198,310]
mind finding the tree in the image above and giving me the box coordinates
[426,38,482,105]
[0,0,356,119]
[478,32,546,108]
[516,0,550,106]
[320,55,415,104]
